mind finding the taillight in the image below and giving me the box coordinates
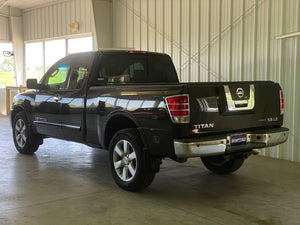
[165,95,190,123]
[280,90,284,115]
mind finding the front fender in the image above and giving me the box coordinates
[10,90,36,128]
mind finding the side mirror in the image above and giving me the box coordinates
[26,79,38,89]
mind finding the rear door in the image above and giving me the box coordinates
[60,53,94,141]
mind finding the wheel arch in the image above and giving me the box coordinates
[103,112,145,150]
[10,105,26,126]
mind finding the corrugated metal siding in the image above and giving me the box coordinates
[113,0,300,162]
[23,0,93,41]
[0,16,10,41]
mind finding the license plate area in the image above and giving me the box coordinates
[230,134,247,147]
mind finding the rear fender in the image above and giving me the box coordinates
[103,111,148,149]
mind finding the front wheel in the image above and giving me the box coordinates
[201,155,244,174]
[12,111,42,154]
[109,128,156,192]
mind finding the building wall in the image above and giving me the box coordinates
[0,16,10,41]
[92,0,113,48]
[23,0,94,42]
[113,0,300,162]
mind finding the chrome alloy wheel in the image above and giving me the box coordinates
[15,118,27,148]
[113,140,137,182]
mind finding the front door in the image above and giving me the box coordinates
[33,61,71,138]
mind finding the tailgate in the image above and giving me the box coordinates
[187,81,283,135]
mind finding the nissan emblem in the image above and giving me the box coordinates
[236,88,244,98]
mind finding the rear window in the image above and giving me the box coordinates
[98,53,178,83]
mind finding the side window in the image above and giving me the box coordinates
[43,63,71,89]
[67,65,89,89]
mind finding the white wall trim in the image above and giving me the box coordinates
[24,32,93,44]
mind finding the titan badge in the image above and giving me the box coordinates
[192,123,215,133]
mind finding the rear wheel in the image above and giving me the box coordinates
[201,155,244,174]
[109,128,156,192]
[12,111,42,154]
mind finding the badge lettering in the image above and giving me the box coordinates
[194,123,214,129]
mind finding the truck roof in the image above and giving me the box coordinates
[98,49,169,56]
[62,50,169,61]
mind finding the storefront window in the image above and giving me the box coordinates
[25,42,44,81]
[0,43,16,87]
[45,39,66,71]
[68,37,93,54]
[25,36,93,81]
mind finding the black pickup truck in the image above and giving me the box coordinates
[11,50,289,191]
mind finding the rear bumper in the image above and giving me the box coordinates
[174,127,289,158]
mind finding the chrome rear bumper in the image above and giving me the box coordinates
[174,127,289,158]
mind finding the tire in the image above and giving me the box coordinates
[201,155,244,174]
[109,128,156,192]
[12,111,41,154]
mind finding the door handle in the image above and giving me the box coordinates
[53,96,62,102]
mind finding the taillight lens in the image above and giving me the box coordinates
[165,95,190,123]
[280,90,284,115]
